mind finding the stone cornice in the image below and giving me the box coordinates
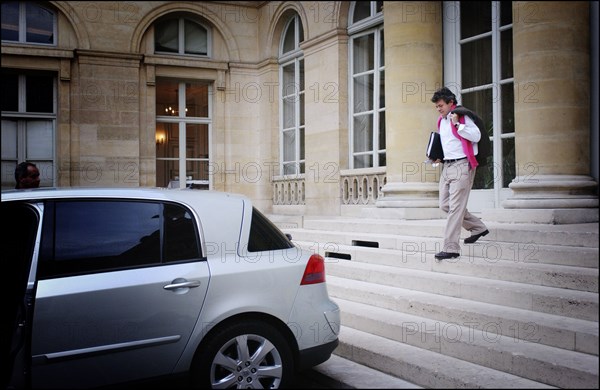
[228,57,278,70]
[143,54,229,70]
[300,28,349,56]
[75,49,142,67]
[0,43,74,59]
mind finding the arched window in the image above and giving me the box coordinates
[152,15,212,189]
[154,15,210,56]
[348,1,385,169]
[279,14,305,176]
[1,1,56,45]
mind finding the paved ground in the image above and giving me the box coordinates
[104,354,420,389]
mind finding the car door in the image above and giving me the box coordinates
[30,199,209,389]
[2,201,40,389]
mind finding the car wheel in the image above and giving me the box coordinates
[192,320,293,389]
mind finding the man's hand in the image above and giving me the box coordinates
[450,113,460,125]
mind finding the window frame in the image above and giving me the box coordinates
[154,15,212,58]
[1,1,57,46]
[348,1,385,169]
[443,1,514,204]
[278,14,305,176]
[155,80,213,190]
[1,70,57,189]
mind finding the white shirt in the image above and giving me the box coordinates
[439,114,481,160]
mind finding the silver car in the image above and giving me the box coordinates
[3,187,340,389]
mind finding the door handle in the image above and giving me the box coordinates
[164,278,202,291]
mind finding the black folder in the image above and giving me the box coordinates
[426,132,444,161]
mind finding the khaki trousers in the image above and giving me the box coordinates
[439,159,487,253]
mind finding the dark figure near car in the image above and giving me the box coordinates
[15,162,40,189]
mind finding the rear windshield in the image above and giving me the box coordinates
[247,207,294,252]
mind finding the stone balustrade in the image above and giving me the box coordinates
[272,175,306,205]
[340,168,387,205]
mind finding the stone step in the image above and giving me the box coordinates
[327,275,599,355]
[274,214,598,387]
[294,240,598,293]
[335,300,599,388]
[287,229,599,268]
[295,217,600,248]
[311,354,423,389]
[335,326,558,389]
[322,259,598,321]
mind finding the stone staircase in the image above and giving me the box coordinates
[272,214,599,388]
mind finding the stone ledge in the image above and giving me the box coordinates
[362,207,446,220]
[482,208,599,224]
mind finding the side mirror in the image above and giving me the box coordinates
[285,233,293,241]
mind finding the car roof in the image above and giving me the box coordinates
[1,187,247,203]
[2,187,251,256]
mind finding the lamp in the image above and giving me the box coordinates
[164,106,188,116]
[156,132,166,145]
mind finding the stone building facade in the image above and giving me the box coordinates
[2,1,598,222]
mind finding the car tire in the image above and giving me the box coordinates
[191,320,294,389]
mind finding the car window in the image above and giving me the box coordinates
[38,200,201,279]
[163,203,201,262]
[247,207,294,252]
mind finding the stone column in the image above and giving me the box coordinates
[302,30,348,215]
[503,2,598,216]
[139,63,156,187]
[57,58,73,187]
[375,1,445,218]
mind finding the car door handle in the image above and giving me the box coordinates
[163,279,202,291]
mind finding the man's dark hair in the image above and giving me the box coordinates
[15,162,37,182]
[431,87,457,105]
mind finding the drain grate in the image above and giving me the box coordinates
[352,240,379,248]
[325,251,351,260]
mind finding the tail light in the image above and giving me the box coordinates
[300,254,326,285]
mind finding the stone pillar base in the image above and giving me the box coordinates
[503,175,599,209]
[376,181,439,208]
